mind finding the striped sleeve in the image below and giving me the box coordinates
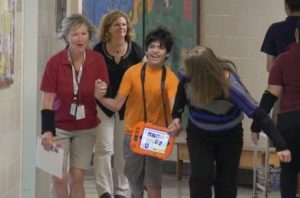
[228,73,258,118]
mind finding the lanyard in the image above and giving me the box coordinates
[69,51,85,102]
[140,62,168,127]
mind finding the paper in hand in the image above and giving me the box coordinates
[36,137,64,178]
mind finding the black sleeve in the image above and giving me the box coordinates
[250,90,278,132]
[261,24,277,56]
[252,107,287,151]
[41,109,56,136]
[172,80,187,119]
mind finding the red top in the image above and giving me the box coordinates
[40,48,109,131]
[269,42,300,114]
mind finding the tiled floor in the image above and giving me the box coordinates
[84,173,281,198]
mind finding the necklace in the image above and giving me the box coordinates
[110,41,127,54]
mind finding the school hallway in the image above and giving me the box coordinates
[84,171,281,198]
[2,1,293,197]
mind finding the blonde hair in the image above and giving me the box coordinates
[184,46,237,107]
[98,10,135,42]
[57,13,96,45]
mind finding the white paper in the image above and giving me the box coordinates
[36,137,64,179]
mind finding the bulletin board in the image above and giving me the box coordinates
[0,0,14,88]
[82,0,200,72]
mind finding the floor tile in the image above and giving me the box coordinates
[85,174,281,198]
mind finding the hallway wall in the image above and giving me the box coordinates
[35,1,65,197]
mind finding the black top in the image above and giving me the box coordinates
[261,16,300,57]
[94,41,144,119]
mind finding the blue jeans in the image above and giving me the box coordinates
[186,123,243,198]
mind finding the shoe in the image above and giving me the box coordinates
[100,192,112,198]
[115,195,126,198]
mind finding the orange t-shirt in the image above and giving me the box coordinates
[118,62,179,135]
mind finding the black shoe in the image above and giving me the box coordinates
[115,195,126,198]
[100,192,112,198]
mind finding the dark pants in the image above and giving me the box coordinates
[186,123,243,198]
[277,111,300,198]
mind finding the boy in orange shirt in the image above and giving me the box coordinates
[95,27,178,198]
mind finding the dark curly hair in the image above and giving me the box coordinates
[145,27,174,53]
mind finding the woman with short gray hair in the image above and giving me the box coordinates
[40,14,109,198]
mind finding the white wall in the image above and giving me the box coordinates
[35,0,65,197]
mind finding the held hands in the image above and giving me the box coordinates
[167,118,182,137]
[277,150,291,163]
[94,79,107,100]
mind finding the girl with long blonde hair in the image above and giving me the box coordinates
[168,46,290,198]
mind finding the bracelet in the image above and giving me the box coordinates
[41,109,56,136]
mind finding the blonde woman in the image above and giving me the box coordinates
[168,46,291,198]
[93,10,144,198]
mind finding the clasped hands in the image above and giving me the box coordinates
[94,79,108,100]
[167,118,182,137]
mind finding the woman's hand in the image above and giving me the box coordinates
[167,118,182,137]
[251,132,260,145]
[42,132,54,151]
[94,79,107,100]
[276,149,291,163]
[252,133,291,162]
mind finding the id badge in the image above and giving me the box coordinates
[70,103,77,116]
[76,105,85,120]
